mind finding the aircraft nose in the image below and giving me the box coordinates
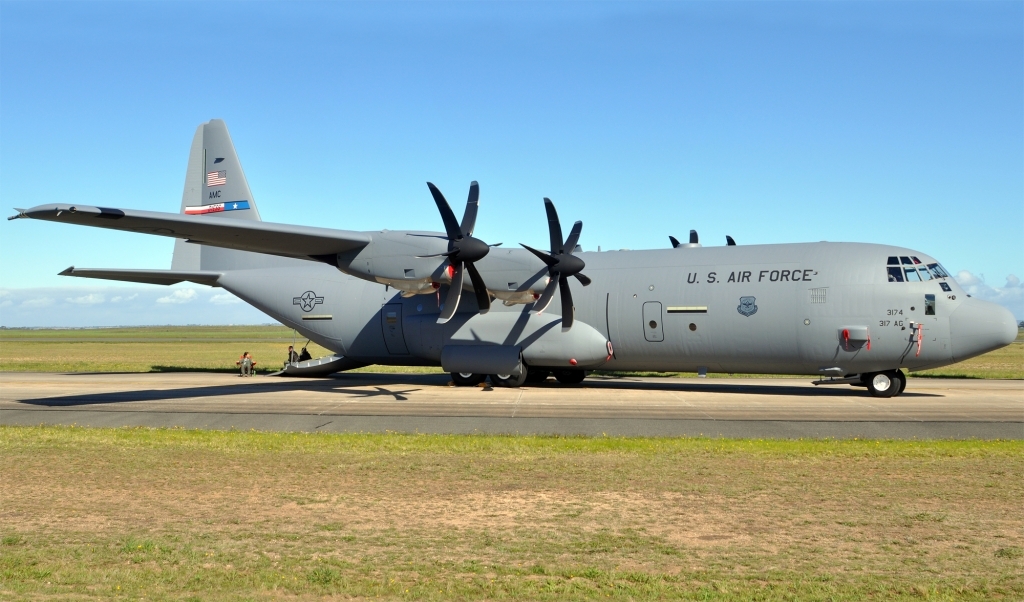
[948,298,1018,362]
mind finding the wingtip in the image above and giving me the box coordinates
[7,208,27,221]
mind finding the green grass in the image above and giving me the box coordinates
[0,427,1022,600]
[0,326,1020,378]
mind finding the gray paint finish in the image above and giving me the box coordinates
[14,119,1017,385]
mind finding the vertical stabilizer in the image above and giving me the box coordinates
[171,119,267,271]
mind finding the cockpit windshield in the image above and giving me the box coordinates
[887,256,950,283]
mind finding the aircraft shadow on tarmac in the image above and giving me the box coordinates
[14,372,938,407]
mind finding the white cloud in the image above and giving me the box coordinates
[66,293,105,305]
[111,294,138,303]
[955,271,1024,320]
[21,297,54,308]
[156,289,198,304]
[0,300,12,308]
[209,292,241,305]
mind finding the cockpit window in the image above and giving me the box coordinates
[887,259,951,283]
[927,263,951,278]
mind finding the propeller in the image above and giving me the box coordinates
[520,198,591,330]
[424,181,491,324]
[669,235,680,249]
[726,235,736,246]
[689,229,699,244]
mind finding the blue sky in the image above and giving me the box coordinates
[1,1,1022,326]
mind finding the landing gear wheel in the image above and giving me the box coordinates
[451,372,486,387]
[893,369,907,396]
[865,371,899,398]
[490,372,528,388]
[553,370,586,385]
[525,368,551,384]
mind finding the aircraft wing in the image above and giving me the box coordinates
[58,267,223,287]
[10,204,370,260]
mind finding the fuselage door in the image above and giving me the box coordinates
[643,301,664,342]
[381,303,410,354]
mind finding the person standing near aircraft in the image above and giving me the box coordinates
[287,345,299,366]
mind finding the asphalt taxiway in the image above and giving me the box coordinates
[1,372,1021,439]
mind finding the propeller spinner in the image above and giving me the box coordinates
[520,198,591,330]
[425,181,492,324]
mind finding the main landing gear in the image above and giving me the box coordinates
[863,369,907,398]
[449,367,587,388]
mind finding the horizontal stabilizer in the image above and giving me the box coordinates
[21,204,370,262]
[59,266,223,287]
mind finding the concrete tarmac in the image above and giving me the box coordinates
[1,372,1021,439]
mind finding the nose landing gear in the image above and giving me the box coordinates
[864,369,907,398]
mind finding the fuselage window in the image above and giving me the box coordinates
[900,256,913,265]
[887,256,899,265]
[887,267,905,282]
[918,267,933,281]
[911,256,922,264]
[905,267,922,282]
[925,294,936,315]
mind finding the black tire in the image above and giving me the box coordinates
[865,371,899,398]
[489,372,528,388]
[893,369,907,396]
[553,370,586,385]
[525,368,551,384]
[451,372,486,387]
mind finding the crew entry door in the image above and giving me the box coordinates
[643,302,664,342]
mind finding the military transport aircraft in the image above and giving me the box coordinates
[9,120,1018,396]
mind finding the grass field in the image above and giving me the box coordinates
[1,325,1020,378]
[0,427,1021,601]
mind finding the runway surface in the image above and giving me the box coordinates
[1,372,1021,439]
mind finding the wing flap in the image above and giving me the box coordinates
[22,204,370,259]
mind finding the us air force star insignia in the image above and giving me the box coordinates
[293,291,324,312]
[737,296,758,317]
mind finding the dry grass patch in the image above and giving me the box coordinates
[1,427,1022,600]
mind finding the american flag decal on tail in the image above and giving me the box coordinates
[206,170,227,186]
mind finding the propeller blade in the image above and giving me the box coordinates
[414,251,456,259]
[562,221,583,255]
[465,261,491,314]
[460,181,480,236]
[558,275,574,330]
[519,243,558,267]
[726,235,736,246]
[437,262,464,324]
[669,235,681,248]
[427,182,462,241]
[573,272,592,286]
[689,229,698,245]
[533,277,558,314]
[543,198,563,254]
[489,242,503,247]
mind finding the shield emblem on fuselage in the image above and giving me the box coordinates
[737,296,758,317]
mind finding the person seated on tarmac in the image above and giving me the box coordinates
[298,347,312,362]
[237,351,256,377]
[286,345,300,366]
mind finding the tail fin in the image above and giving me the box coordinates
[172,119,267,271]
